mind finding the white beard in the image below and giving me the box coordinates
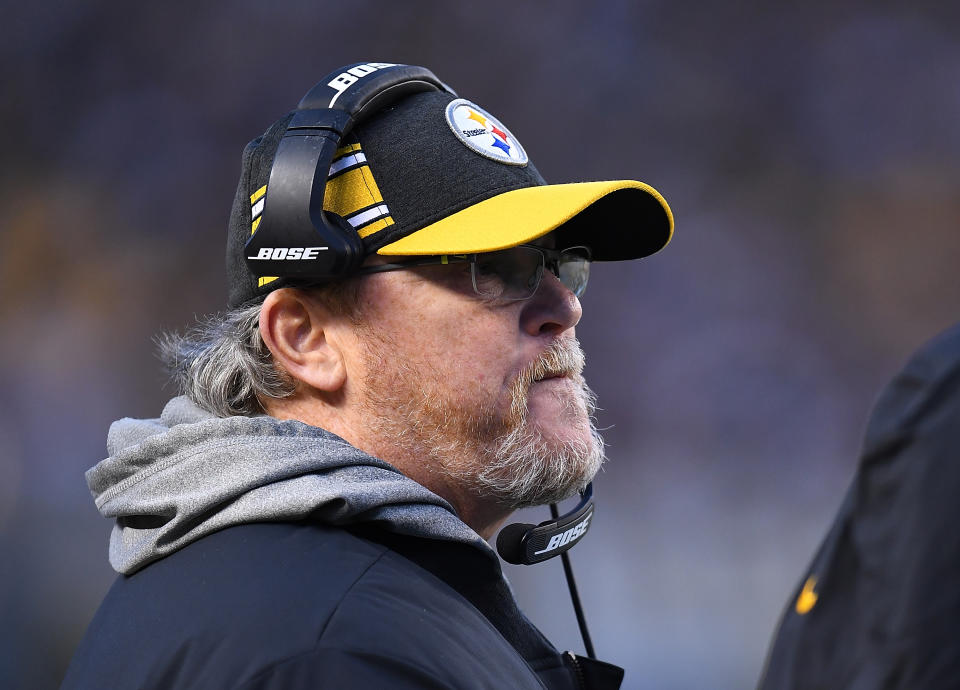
[357,335,605,510]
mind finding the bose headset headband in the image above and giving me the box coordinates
[244,62,454,281]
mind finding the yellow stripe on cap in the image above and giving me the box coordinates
[357,216,395,238]
[324,167,382,217]
[323,166,394,240]
[355,166,393,239]
[334,142,363,158]
[377,180,673,256]
[321,143,395,241]
[250,185,267,205]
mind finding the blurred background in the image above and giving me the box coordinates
[3,1,960,688]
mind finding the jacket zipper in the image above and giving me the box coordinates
[567,651,586,690]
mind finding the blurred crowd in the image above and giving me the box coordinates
[3,1,960,688]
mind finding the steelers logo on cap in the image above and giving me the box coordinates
[445,98,528,166]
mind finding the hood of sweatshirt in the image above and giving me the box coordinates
[87,396,494,575]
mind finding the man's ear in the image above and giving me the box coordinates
[258,288,347,393]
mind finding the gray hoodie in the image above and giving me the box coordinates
[87,396,495,575]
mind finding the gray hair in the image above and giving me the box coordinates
[159,282,364,417]
[157,298,294,417]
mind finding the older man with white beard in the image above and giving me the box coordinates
[62,63,673,690]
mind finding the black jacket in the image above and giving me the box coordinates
[758,323,960,689]
[63,521,623,689]
[63,398,624,689]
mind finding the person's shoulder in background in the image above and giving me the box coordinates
[758,321,960,690]
[864,321,960,449]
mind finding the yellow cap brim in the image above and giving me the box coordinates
[376,180,673,260]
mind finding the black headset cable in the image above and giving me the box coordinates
[550,502,596,659]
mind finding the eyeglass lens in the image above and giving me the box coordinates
[470,245,590,300]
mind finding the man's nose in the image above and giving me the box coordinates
[519,270,582,337]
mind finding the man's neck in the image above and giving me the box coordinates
[263,397,512,540]
[350,431,513,540]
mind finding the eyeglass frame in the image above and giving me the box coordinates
[352,244,592,301]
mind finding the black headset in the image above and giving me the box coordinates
[498,484,597,658]
[244,62,453,281]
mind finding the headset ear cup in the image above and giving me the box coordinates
[244,64,451,289]
[321,210,365,276]
[245,125,365,282]
[243,201,365,282]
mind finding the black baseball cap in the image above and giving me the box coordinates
[226,74,673,307]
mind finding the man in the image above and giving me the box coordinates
[62,63,673,689]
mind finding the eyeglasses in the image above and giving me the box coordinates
[355,245,592,301]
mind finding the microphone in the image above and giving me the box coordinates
[496,483,597,659]
[496,483,594,565]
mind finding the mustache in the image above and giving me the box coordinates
[527,339,585,383]
[509,339,586,421]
